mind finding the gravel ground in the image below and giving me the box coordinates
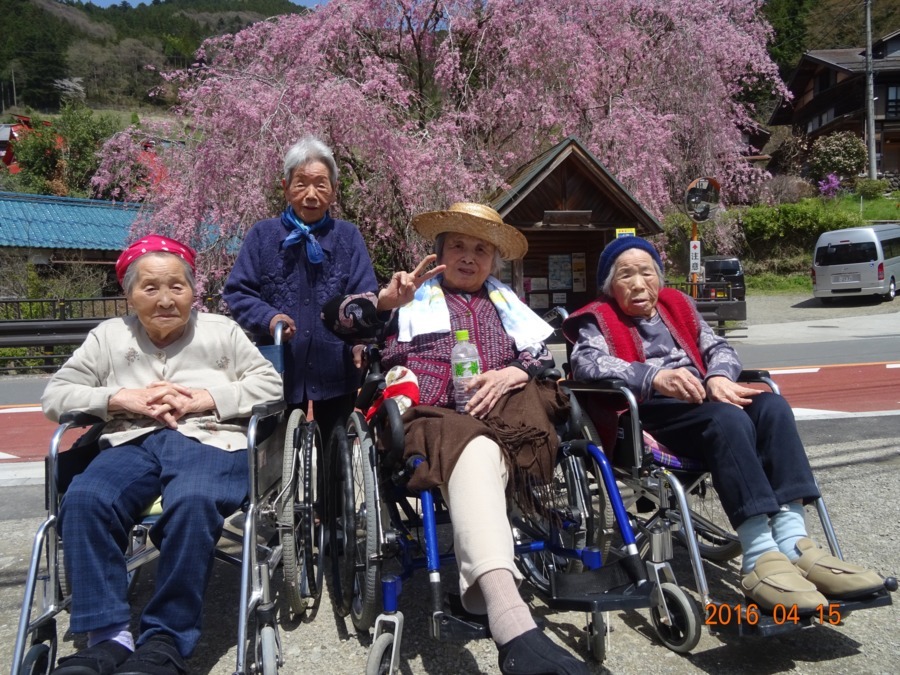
[744,291,898,325]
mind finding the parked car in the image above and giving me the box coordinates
[811,224,900,303]
[701,256,745,301]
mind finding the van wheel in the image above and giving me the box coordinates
[883,278,895,302]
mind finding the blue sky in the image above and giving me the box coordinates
[84,1,322,7]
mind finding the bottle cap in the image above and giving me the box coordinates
[454,330,469,342]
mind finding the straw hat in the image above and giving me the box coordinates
[412,202,528,260]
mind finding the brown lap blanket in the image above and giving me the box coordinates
[400,378,570,494]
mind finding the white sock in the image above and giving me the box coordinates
[87,623,134,652]
[770,502,808,561]
[736,514,779,574]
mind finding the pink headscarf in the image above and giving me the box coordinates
[115,234,196,285]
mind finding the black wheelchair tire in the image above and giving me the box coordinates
[650,582,702,654]
[587,610,607,663]
[339,412,381,632]
[280,409,309,616]
[21,643,51,675]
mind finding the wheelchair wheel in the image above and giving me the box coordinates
[338,412,382,631]
[281,410,325,617]
[258,624,279,675]
[20,643,51,675]
[586,611,607,663]
[513,454,597,594]
[650,582,701,654]
[365,632,395,675]
[677,478,741,562]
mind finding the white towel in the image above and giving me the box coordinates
[397,276,553,350]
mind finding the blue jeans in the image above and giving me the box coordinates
[58,429,248,657]
[638,392,820,528]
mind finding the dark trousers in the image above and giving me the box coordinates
[58,429,248,658]
[638,392,820,528]
[293,392,356,456]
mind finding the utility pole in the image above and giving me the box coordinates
[10,66,16,109]
[865,0,877,178]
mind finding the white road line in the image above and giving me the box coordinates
[792,408,900,420]
[0,406,42,414]
[887,363,900,369]
[768,368,821,375]
[0,452,18,460]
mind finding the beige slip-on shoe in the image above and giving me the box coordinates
[793,538,885,599]
[741,551,827,614]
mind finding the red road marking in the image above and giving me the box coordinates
[766,362,900,413]
[0,408,58,463]
[2,363,898,464]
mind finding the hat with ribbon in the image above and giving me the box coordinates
[411,202,528,260]
[115,234,197,284]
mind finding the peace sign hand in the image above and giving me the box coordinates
[376,254,446,311]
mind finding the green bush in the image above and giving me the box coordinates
[854,178,890,200]
[807,132,867,181]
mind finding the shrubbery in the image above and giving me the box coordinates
[854,178,890,199]
[807,132,867,180]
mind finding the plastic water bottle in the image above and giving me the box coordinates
[450,329,481,413]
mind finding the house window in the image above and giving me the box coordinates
[888,86,900,119]
[807,108,835,133]
[814,70,834,94]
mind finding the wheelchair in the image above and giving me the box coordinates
[11,324,325,675]
[327,346,709,674]
[561,372,897,644]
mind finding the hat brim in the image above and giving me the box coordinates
[412,211,528,260]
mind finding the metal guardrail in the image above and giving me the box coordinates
[0,296,222,374]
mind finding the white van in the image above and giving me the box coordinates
[811,223,900,302]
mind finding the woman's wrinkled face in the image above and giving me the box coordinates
[438,232,497,293]
[283,160,335,224]
[128,255,194,346]
[611,249,661,318]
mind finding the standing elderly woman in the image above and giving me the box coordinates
[326,203,589,675]
[562,237,885,614]
[224,135,378,445]
[42,235,282,675]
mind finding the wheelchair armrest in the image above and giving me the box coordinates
[377,397,407,470]
[538,367,563,381]
[251,400,287,419]
[59,411,105,427]
[737,370,779,394]
[560,378,630,396]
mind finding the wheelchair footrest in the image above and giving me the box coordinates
[548,567,655,613]
[433,610,490,642]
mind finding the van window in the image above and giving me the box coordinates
[704,260,741,275]
[815,242,877,266]
[882,236,900,260]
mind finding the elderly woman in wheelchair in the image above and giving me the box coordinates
[326,202,589,675]
[561,236,888,616]
[39,235,282,675]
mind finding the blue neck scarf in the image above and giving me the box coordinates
[280,206,329,263]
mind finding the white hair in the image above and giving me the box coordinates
[283,135,338,187]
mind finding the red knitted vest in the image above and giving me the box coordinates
[563,288,707,376]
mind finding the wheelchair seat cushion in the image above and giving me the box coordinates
[644,431,706,472]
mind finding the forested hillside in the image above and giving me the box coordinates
[0,0,305,111]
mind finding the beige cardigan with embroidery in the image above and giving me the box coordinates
[42,312,283,451]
